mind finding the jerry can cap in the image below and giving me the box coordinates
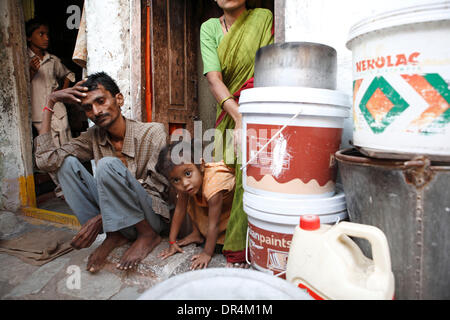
[300,215,320,230]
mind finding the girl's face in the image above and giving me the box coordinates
[169,163,204,196]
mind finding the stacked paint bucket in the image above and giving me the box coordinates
[239,42,351,276]
[337,1,450,299]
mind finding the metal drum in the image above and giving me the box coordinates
[336,148,450,299]
[254,42,337,89]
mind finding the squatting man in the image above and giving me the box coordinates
[34,72,171,273]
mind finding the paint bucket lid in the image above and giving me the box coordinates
[239,87,351,115]
[138,268,312,300]
[243,188,347,216]
[244,200,348,226]
[346,1,450,49]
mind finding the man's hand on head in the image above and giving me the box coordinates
[48,80,88,107]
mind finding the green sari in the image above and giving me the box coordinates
[214,8,273,256]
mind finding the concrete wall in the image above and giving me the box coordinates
[279,0,428,148]
[85,0,142,120]
[0,0,33,211]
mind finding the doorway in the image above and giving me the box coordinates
[146,0,274,140]
[25,0,89,215]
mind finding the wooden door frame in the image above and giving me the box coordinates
[144,0,200,137]
[141,0,151,122]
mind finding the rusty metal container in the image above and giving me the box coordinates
[336,148,450,300]
[254,42,337,89]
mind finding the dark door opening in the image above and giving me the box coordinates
[26,0,89,214]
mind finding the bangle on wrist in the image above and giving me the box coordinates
[43,106,54,113]
[219,95,235,109]
[169,240,177,245]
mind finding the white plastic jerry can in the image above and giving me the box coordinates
[286,215,395,300]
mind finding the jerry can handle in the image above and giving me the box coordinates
[332,222,392,274]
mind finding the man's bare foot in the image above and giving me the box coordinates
[226,262,251,269]
[87,231,128,273]
[177,231,204,247]
[116,219,161,270]
[116,233,161,270]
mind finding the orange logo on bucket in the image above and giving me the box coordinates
[354,73,450,134]
[402,74,450,134]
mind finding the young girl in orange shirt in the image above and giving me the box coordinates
[156,140,235,270]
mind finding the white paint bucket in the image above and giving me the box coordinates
[239,87,350,198]
[138,268,312,300]
[346,1,450,161]
[244,190,348,276]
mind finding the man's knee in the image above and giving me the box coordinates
[97,157,123,171]
[96,157,125,180]
[58,156,82,178]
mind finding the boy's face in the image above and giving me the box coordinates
[28,25,49,51]
[169,163,204,196]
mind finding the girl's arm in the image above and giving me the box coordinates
[168,192,189,244]
[159,192,189,259]
[190,191,224,269]
[203,191,224,256]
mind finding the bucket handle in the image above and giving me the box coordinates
[330,222,392,275]
[245,227,251,265]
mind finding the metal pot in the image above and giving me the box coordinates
[254,42,337,89]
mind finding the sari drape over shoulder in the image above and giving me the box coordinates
[214,8,273,165]
[212,9,273,256]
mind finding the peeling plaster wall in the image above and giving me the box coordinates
[0,0,33,211]
[281,0,427,148]
[85,0,141,120]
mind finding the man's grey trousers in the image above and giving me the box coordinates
[57,156,167,239]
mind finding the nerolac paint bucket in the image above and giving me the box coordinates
[346,1,450,161]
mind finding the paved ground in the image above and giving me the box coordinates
[0,210,227,300]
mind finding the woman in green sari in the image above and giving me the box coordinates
[200,0,273,267]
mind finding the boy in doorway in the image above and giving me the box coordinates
[26,17,76,198]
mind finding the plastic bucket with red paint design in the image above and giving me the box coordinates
[239,86,350,199]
